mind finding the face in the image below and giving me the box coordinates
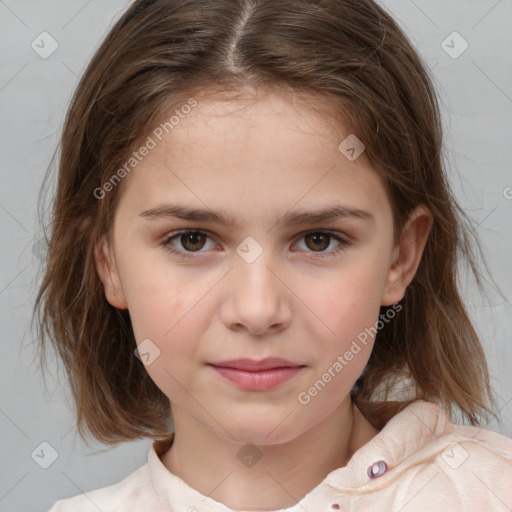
[95,87,428,445]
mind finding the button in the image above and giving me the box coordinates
[367,460,387,478]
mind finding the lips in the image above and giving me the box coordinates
[208,358,306,391]
[208,357,304,371]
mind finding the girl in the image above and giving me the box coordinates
[34,0,512,510]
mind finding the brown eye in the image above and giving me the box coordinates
[304,232,330,252]
[178,231,207,252]
[161,229,350,260]
[162,230,215,258]
[294,231,350,259]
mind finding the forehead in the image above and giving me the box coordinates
[114,88,391,227]
[154,87,347,162]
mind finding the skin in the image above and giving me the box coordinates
[95,86,432,510]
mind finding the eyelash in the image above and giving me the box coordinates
[161,229,351,260]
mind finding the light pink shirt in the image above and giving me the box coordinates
[47,400,512,511]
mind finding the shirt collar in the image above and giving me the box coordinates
[148,399,446,510]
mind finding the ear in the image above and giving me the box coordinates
[381,205,433,306]
[94,235,128,309]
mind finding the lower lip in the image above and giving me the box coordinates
[209,365,304,390]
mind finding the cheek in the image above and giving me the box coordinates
[122,261,221,369]
[298,253,388,343]
[120,252,202,339]
[123,269,209,404]
[126,283,184,344]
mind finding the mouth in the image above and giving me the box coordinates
[208,357,305,372]
[207,358,306,390]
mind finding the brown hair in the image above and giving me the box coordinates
[32,0,501,446]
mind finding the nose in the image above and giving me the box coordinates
[220,244,292,336]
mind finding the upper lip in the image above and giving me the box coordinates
[208,357,305,371]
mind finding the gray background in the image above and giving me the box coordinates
[0,1,511,510]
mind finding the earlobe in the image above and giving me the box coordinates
[381,205,433,306]
[94,235,128,309]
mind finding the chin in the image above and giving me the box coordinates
[212,414,306,446]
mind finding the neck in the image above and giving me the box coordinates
[160,397,380,510]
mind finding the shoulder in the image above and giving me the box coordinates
[45,462,162,512]
[392,402,512,508]
[400,432,512,509]
[414,401,512,470]
[435,421,511,498]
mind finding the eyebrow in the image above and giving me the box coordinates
[139,203,374,228]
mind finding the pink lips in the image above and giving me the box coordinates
[208,357,305,390]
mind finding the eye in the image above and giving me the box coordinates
[292,231,350,258]
[162,230,216,258]
[161,229,351,259]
